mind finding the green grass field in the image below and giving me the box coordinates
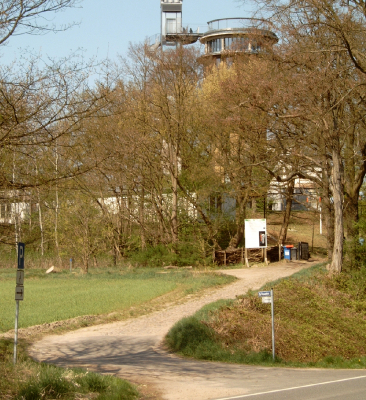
[0,268,234,333]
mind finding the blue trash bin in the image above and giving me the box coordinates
[284,247,291,260]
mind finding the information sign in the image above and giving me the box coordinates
[262,297,272,304]
[245,219,267,249]
[258,291,271,297]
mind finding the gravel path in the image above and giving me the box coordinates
[29,260,322,400]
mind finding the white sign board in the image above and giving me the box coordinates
[262,297,272,304]
[16,270,24,286]
[245,219,267,249]
[15,286,24,301]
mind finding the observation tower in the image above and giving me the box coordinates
[148,2,278,57]
[149,0,201,50]
[199,18,278,65]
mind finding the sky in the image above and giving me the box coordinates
[0,0,257,66]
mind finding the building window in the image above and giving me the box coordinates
[209,195,222,213]
[0,203,11,220]
[224,37,233,49]
[207,38,222,53]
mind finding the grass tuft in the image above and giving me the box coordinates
[0,339,139,400]
[166,316,217,357]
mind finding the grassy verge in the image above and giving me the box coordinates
[0,267,235,334]
[165,263,366,368]
[0,338,138,400]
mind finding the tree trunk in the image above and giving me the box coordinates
[170,143,179,244]
[12,151,19,249]
[278,179,295,245]
[322,195,334,260]
[329,148,344,273]
[228,192,248,249]
[37,187,45,256]
[139,185,146,250]
[54,141,61,266]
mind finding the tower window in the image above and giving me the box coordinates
[207,38,222,53]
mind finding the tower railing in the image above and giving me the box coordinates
[207,18,275,32]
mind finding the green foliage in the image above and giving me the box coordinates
[57,192,111,271]
[216,218,238,249]
[16,365,138,400]
[18,367,73,400]
[129,242,212,267]
[94,377,139,400]
[165,316,217,355]
[75,370,109,392]
[343,237,366,272]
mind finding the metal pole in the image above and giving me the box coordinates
[14,300,19,365]
[70,258,72,273]
[271,288,275,361]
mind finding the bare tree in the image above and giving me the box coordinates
[0,0,80,47]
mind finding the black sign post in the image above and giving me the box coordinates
[18,242,25,270]
[14,242,25,364]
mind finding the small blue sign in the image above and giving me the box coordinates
[18,243,25,270]
[258,291,271,297]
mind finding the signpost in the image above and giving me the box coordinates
[14,242,25,365]
[258,288,275,361]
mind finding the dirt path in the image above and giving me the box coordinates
[29,260,322,400]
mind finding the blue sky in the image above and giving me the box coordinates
[0,0,257,65]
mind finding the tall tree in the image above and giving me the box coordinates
[241,0,366,272]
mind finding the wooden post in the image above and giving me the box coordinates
[245,248,249,268]
[212,249,215,263]
[224,250,227,266]
[241,247,244,264]
[278,245,281,262]
[264,247,269,265]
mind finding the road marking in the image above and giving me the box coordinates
[213,375,366,400]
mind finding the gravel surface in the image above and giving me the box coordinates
[29,260,322,400]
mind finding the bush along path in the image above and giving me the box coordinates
[28,259,366,400]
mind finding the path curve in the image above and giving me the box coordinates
[29,259,361,400]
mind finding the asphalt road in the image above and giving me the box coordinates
[213,374,366,400]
